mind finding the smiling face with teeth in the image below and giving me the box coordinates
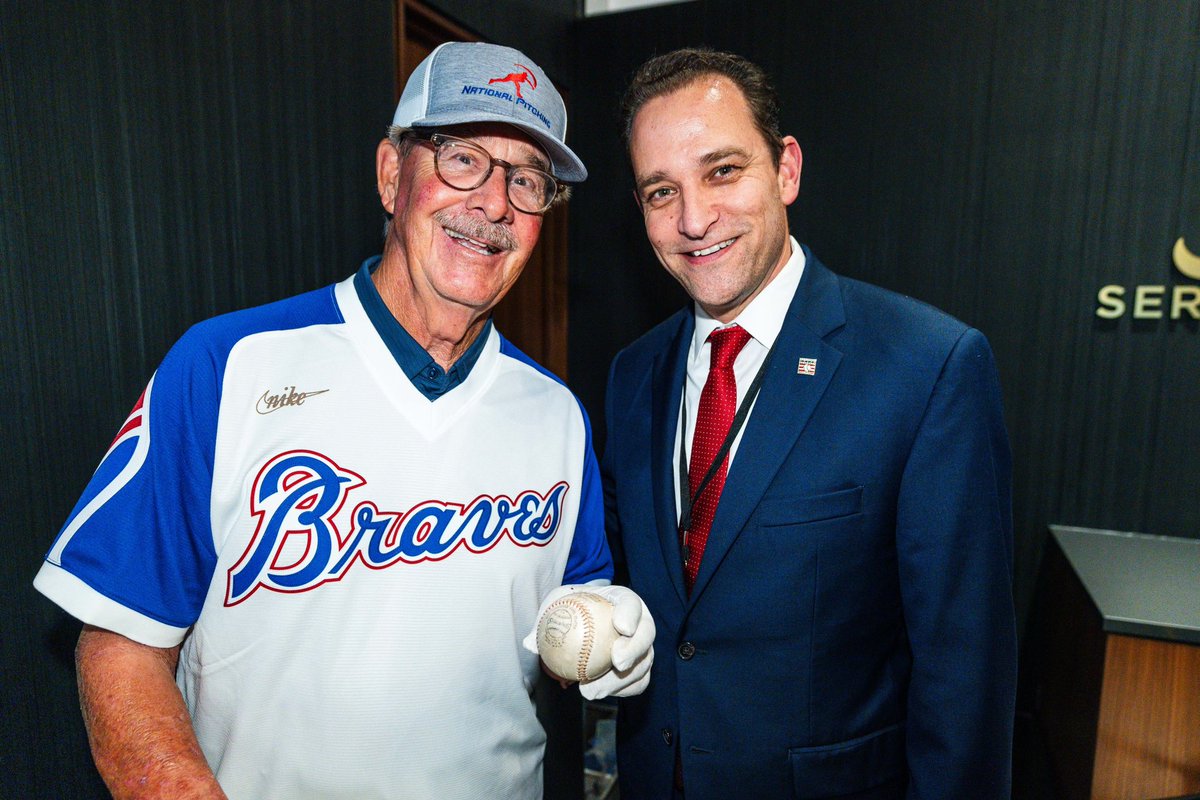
[630,76,802,323]
[372,123,546,365]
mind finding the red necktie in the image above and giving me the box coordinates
[684,324,752,591]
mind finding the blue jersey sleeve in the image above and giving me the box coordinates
[562,401,613,585]
[34,285,344,646]
[34,328,222,647]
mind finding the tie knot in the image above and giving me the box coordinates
[707,325,752,370]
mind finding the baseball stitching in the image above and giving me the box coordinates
[563,597,596,682]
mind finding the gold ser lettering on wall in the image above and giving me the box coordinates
[1095,238,1200,320]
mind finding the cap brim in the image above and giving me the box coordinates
[410,112,587,183]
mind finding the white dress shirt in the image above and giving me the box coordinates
[674,237,806,517]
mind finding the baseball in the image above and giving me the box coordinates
[535,592,619,683]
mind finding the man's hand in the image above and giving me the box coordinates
[523,583,655,700]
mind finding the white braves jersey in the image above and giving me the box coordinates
[35,270,611,800]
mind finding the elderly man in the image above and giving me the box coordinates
[35,42,653,800]
[603,48,1015,799]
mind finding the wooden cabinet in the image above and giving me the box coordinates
[1027,526,1200,800]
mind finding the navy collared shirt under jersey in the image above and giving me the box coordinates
[353,256,492,401]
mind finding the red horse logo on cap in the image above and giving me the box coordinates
[488,63,537,99]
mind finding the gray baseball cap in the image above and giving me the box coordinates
[393,41,587,183]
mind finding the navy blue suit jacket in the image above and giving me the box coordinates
[602,248,1016,799]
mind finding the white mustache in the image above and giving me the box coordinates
[434,210,517,252]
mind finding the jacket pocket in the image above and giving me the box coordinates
[759,485,864,527]
[789,722,905,798]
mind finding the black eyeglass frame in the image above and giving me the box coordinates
[401,131,564,214]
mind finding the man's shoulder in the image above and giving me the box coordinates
[152,283,344,386]
[841,276,967,333]
[814,260,972,354]
[178,283,342,356]
[613,306,691,368]
[497,333,585,403]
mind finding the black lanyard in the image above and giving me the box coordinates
[677,341,775,567]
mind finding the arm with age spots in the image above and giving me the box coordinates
[76,625,227,800]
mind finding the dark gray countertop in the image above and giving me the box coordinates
[1050,525,1200,646]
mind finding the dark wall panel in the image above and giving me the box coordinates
[569,0,1200,639]
[1,2,394,796]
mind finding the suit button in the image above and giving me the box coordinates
[677,641,696,660]
[662,728,673,745]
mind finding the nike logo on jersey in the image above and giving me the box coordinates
[226,450,568,605]
[255,386,330,414]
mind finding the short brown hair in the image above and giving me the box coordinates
[620,48,784,165]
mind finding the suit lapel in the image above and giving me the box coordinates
[650,311,693,605]
[689,252,847,602]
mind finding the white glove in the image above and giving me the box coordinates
[522,582,656,700]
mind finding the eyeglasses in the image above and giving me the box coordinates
[405,132,562,214]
